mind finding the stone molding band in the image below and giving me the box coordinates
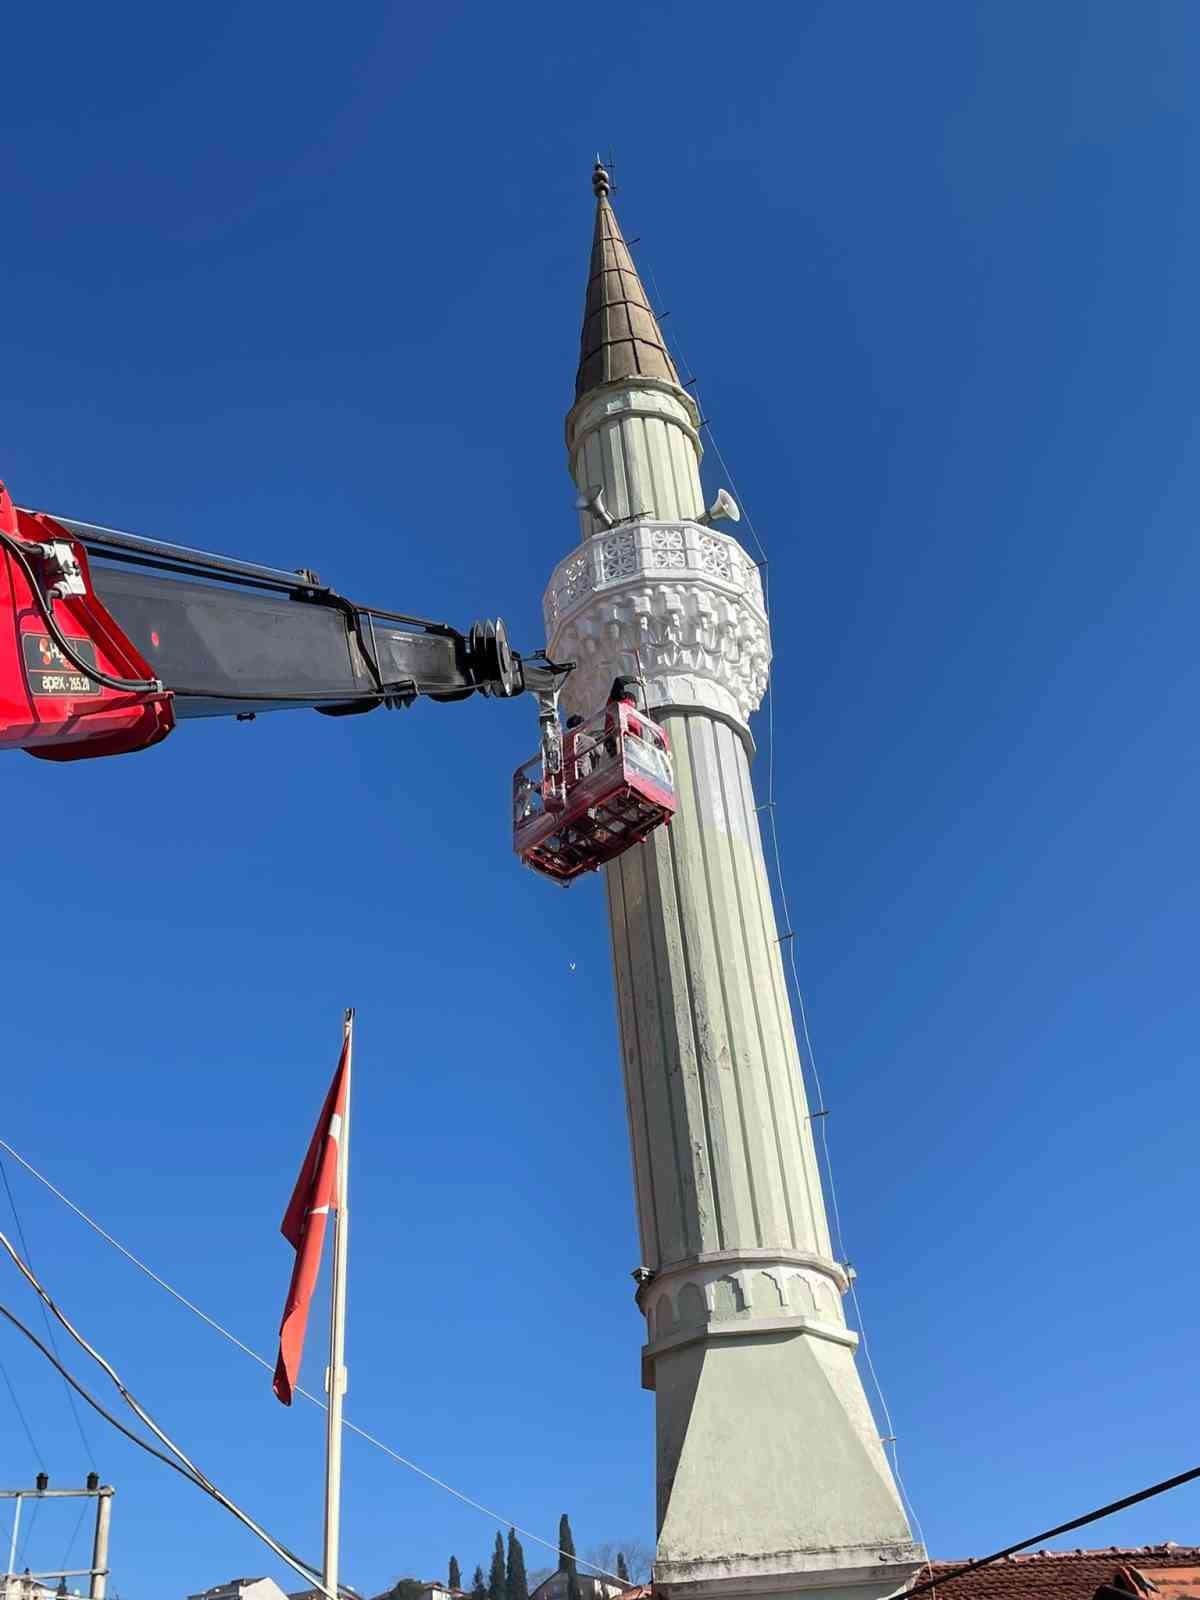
[654,1540,927,1597]
[565,374,703,454]
[642,1314,860,1390]
[637,1250,854,1392]
[568,400,704,472]
[637,1248,850,1307]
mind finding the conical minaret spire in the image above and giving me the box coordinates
[543,166,923,1600]
[576,161,680,399]
[564,163,706,546]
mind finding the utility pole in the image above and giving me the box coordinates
[88,1476,113,1600]
[322,1007,354,1600]
[1,1473,114,1598]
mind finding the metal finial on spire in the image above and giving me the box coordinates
[592,158,611,199]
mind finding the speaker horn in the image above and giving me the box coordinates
[697,487,740,526]
[575,485,616,530]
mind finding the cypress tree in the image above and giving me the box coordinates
[471,1567,487,1600]
[450,1559,462,1592]
[616,1555,629,1586]
[507,1528,529,1600]
[558,1515,582,1600]
[489,1531,507,1600]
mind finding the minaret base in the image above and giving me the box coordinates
[651,1331,924,1600]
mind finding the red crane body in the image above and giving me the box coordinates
[0,487,174,760]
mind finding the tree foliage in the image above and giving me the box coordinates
[558,1514,582,1600]
[507,1527,530,1600]
[389,1579,427,1600]
[489,1530,508,1600]
[471,1565,488,1600]
[450,1558,462,1591]
[586,1542,653,1585]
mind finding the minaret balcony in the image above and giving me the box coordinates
[544,518,770,730]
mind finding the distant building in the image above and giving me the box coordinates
[2,1575,67,1600]
[529,1574,623,1600]
[289,1589,363,1600]
[188,1580,290,1600]
[365,1583,463,1600]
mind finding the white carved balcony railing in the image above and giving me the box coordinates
[543,521,771,729]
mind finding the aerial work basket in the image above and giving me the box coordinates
[513,700,676,884]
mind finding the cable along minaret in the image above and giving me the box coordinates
[544,163,924,1600]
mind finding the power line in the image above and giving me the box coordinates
[60,1498,92,1578]
[1,1153,99,1470]
[897,1463,1200,1600]
[1,1352,46,1468]
[0,1137,623,1585]
[0,1295,339,1599]
[17,1496,42,1572]
[0,1219,50,1568]
[0,1229,344,1600]
[1,1338,48,1568]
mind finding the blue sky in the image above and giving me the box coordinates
[3,2,1200,1595]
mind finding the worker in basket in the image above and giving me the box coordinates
[552,681,638,852]
[603,674,640,760]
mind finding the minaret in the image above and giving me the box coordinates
[544,164,924,1600]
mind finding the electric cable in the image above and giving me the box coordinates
[0,530,162,695]
[2,1155,99,1472]
[60,1499,92,1581]
[0,1352,46,1468]
[0,1161,54,1571]
[0,1238,345,1600]
[17,1497,41,1573]
[895,1464,1200,1600]
[0,1140,623,1584]
[0,1294,341,1599]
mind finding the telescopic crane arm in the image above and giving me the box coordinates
[0,480,570,761]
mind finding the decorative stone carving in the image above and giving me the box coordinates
[599,530,637,581]
[548,553,588,620]
[699,531,734,581]
[544,519,770,728]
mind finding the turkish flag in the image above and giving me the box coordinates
[273,1042,349,1405]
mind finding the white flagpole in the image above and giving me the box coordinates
[323,1007,353,1600]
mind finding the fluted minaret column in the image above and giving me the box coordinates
[545,166,923,1600]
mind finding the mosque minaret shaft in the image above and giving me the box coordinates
[544,165,923,1600]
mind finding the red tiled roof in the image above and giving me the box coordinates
[626,1550,1199,1600]
[919,1545,1200,1599]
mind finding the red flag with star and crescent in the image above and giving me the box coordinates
[273,1042,349,1405]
